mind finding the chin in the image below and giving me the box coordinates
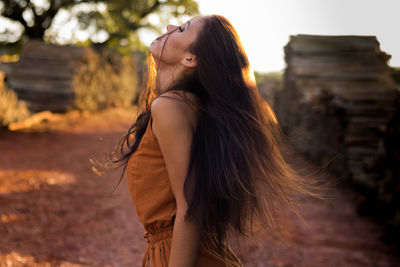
[149,42,161,59]
[149,50,160,63]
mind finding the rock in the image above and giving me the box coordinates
[0,40,86,113]
[278,34,398,188]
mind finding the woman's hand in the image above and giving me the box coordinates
[151,92,200,267]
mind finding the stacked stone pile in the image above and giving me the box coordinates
[278,34,398,188]
[0,40,85,112]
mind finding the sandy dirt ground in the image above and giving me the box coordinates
[0,107,399,267]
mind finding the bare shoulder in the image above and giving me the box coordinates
[153,90,199,111]
[150,92,198,142]
[151,91,199,133]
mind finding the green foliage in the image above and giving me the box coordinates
[0,0,199,52]
[0,72,30,128]
[71,47,139,111]
[0,0,102,39]
[89,0,199,53]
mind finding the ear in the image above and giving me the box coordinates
[181,53,197,68]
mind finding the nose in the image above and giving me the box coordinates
[166,24,178,32]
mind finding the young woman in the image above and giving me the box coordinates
[111,14,329,267]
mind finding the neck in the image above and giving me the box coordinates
[156,63,191,95]
[156,66,177,94]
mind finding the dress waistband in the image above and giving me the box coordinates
[143,225,174,243]
[142,225,174,267]
[142,225,243,267]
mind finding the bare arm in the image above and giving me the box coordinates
[151,95,200,267]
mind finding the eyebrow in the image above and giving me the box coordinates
[186,20,191,29]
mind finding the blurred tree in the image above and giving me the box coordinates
[84,0,199,53]
[0,0,198,49]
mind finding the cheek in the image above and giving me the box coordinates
[166,42,184,59]
[163,37,186,57]
[169,36,187,48]
[149,35,189,63]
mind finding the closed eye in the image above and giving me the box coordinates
[178,25,185,32]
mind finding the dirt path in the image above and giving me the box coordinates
[0,107,399,267]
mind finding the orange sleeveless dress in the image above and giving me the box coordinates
[126,91,243,267]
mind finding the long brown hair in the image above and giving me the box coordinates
[109,14,333,260]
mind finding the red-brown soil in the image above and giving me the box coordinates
[0,107,399,267]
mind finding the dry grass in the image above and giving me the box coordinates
[0,71,30,128]
[71,48,139,112]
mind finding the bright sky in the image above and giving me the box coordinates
[174,0,400,72]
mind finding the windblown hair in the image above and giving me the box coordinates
[109,15,332,261]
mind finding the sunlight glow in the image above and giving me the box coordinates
[194,0,400,72]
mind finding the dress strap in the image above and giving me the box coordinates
[166,90,199,114]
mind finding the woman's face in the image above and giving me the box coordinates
[149,16,206,67]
